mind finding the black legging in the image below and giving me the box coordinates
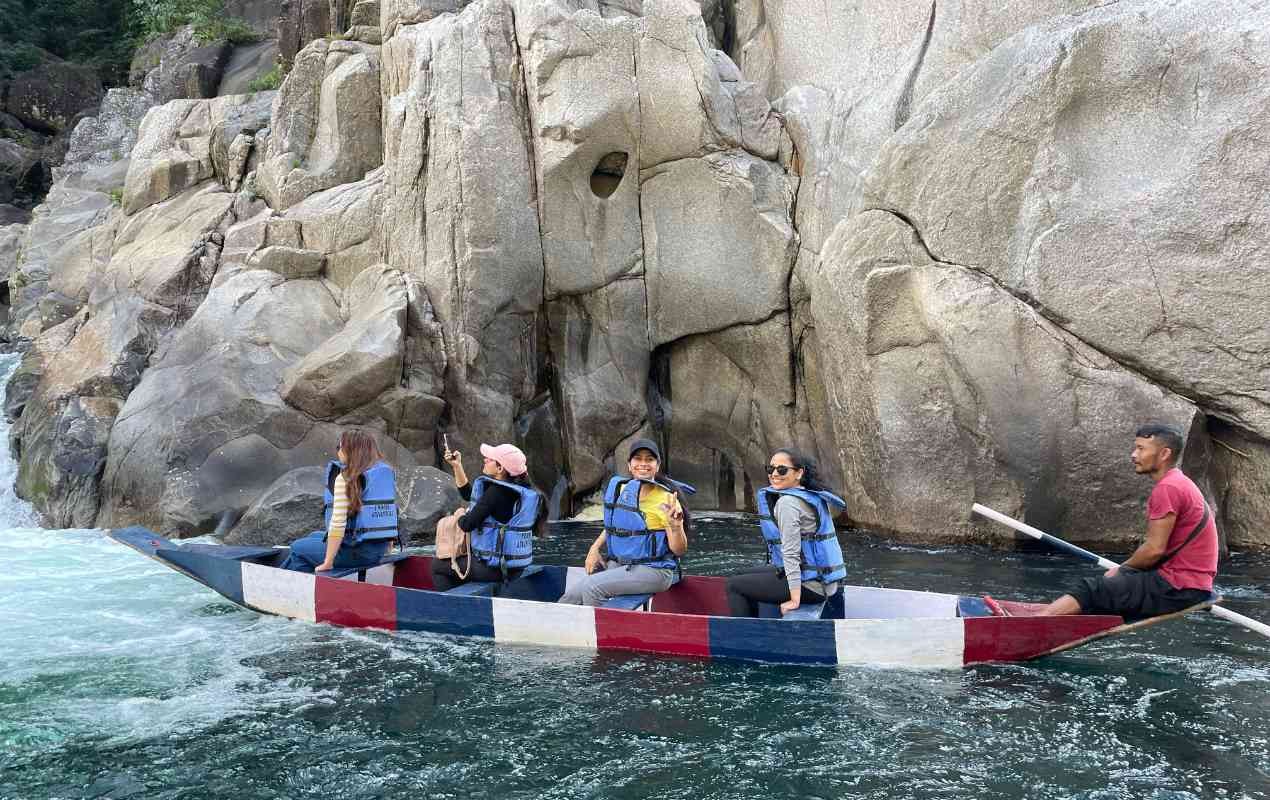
[431,555,522,592]
[726,565,827,617]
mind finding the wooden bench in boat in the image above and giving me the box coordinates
[600,593,654,611]
[442,565,545,596]
[781,601,827,621]
[758,590,845,621]
[324,552,412,580]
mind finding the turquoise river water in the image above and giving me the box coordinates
[1,355,1267,800]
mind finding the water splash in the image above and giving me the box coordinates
[0,353,39,530]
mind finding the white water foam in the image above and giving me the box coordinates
[0,353,339,759]
[0,353,38,530]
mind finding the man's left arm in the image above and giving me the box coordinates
[1108,513,1175,575]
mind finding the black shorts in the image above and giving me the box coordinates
[1069,567,1212,620]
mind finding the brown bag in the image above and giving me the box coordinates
[434,511,470,579]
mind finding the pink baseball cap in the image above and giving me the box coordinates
[479,443,528,476]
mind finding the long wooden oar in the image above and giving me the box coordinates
[972,503,1270,639]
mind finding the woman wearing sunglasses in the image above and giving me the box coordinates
[280,429,400,573]
[725,448,848,616]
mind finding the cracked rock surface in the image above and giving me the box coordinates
[4,0,1269,550]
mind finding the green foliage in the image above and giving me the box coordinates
[0,0,135,85]
[132,0,259,45]
[0,42,43,79]
[247,63,284,93]
[108,187,124,206]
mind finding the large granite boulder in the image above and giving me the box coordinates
[279,0,334,64]
[278,167,384,287]
[1201,426,1270,551]
[280,264,408,419]
[0,224,23,284]
[381,0,543,476]
[224,463,461,546]
[663,315,808,511]
[256,39,383,211]
[0,138,41,209]
[94,267,347,534]
[859,0,1270,442]
[12,185,235,527]
[809,210,1200,546]
[510,4,642,299]
[132,26,234,104]
[641,150,796,346]
[545,278,649,493]
[6,185,116,339]
[123,94,273,214]
[222,465,325,545]
[54,89,154,190]
[5,61,104,134]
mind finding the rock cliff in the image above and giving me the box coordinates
[4,0,1269,550]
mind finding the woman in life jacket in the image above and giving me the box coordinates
[558,438,693,606]
[433,441,548,591]
[280,429,400,573]
[725,447,847,617]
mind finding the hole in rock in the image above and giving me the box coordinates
[589,152,628,199]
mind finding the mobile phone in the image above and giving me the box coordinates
[443,432,450,453]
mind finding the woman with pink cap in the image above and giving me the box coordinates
[433,441,548,590]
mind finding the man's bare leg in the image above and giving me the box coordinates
[1040,594,1083,616]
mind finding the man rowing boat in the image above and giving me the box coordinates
[1040,424,1218,619]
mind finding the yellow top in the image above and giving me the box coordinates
[327,473,349,540]
[638,485,678,530]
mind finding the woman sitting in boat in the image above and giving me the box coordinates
[280,429,400,573]
[559,439,693,606]
[726,448,847,617]
[433,442,547,591]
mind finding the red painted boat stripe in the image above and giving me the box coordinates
[962,615,1123,664]
[596,608,711,658]
[315,576,398,631]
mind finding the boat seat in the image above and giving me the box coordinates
[600,593,654,611]
[781,601,826,621]
[324,552,412,580]
[441,565,546,597]
[757,600,828,620]
[445,582,499,597]
[957,597,995,618]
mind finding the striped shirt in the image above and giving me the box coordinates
[327,474,349,540]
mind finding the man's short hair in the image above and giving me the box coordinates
[1136,423,1185,462]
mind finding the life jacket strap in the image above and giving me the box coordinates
[350,524,399,535]
[606,527,664,538]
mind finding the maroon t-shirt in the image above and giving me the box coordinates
[1147,468,1218,591]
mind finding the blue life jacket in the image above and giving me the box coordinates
[602,475,695,572]
[324,460,400,546]
[756,487,847,584]
[468,476,540,570]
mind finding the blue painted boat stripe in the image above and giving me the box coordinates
[395,586,495,638]
[157,548,245,606]
[708,616,838,665]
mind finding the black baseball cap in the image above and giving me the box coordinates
[628,438,662,461]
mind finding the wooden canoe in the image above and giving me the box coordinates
[107,527,1216,669]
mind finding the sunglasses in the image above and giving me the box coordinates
[765,464,797,476]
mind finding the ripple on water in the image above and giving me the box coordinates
[1,341,1268,797]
